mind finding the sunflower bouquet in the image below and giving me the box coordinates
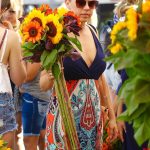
[0,136,11,150]
[105,0,150,147]
[19,4,82,149]
[20,4,81,66]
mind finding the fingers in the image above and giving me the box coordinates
[108,120,118,142]
[2,20,14,30]
[123,122,126,133]
[117,122,125,142]
[112,126,118,141]
[47,72,54,81]
[113,125,119,140]
[119,128,124,142]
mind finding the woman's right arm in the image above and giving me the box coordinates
[9,31,26,86]
[24,62,41,83]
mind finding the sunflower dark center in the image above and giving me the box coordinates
[32,17,42,26]
[47,22,57,37]
[29,27,38,37]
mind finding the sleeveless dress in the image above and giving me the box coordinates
[45,28,106,150]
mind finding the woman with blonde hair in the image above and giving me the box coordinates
[0,0,26,148]
[114,0,139,18]
[1,0,25,149]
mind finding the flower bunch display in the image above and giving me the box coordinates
[20,4,81,70]
[106,0,150,147]
[0,137,11,150]
[20,4,82,149]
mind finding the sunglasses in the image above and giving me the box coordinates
[76,0,99,9]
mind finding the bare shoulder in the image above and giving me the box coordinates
[8,30,18,40]
[7,30,19,44]
[6,30,21,53]
[0,29,20,63]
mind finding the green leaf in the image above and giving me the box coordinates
[134,113,150,145]
[129,104,149,120]
[133,114,144,130]
[64,44,73,54]
[143,54,150,64]
[58,44,65,53]
[41,33,47,41]
[52,63,61,79]
[134,123,145,145]
[115,50,139,70]
[126,68,137,78]
[119,78,139,115]
[105,50,126,70]
[64,34,82,51]
[22,42,39,50]
[133,80,150,104]
[42,49,58,70]
[134,64,150,80]
[40,50,49,64]
[23,50,33,57]
[118,104,149,122]
[117,110,129,121]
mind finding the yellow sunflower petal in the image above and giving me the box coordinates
[24,9,46,29]
[46,14,63,44]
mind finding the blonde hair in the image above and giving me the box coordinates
[10,0,23,18]
[114,0,139,18]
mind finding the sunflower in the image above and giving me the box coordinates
[126,7,138,41]
[110,43,123,54]
[37,4,50,12]
[24,9,46,29]
[64,11,81,26]
[46,14,63,44]
[110,22,126,44]
[57,7,68,17]
[0,140,4,147]
[22,21,42,43]
[37,4,53,16]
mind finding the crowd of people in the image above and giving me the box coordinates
[0,0,148,150]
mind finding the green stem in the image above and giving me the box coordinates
[61,71,80,142]
[54,59,80,149]
[57,77,75,145]
[54,79,70,149]
[57,78,75,148]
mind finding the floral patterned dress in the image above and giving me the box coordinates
[45,27,106,150]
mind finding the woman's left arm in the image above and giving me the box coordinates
[98,74,118,141]
[40,70,54,91]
